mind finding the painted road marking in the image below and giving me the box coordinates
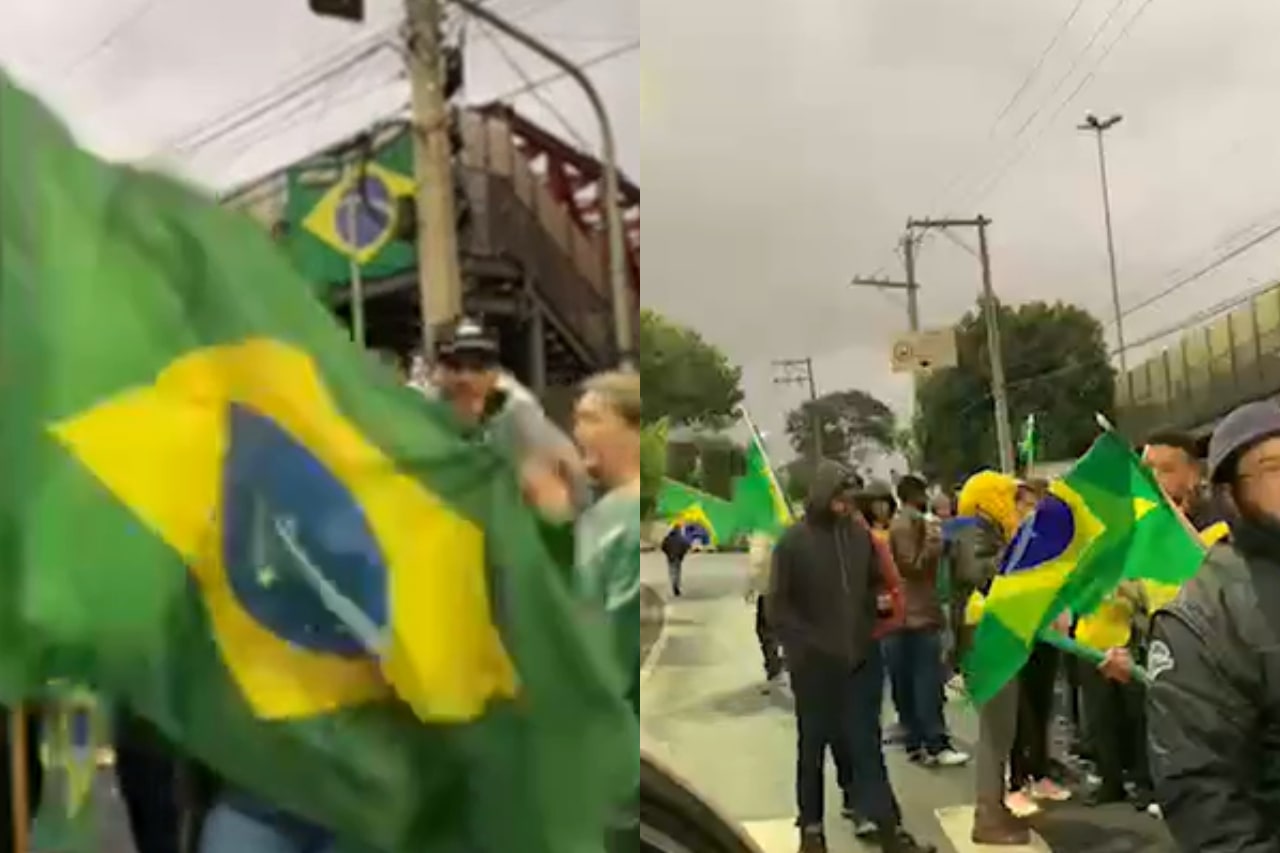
[640,587,673,688]
[740,819,797,852]
[937,805,1051,853]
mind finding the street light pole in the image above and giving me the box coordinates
[1079,112,1128,398]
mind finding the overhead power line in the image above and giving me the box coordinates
[59,0,165,79]
[960,0,1143,210]
[477,22,592,150]
[990,0,1088,128]
[926,0,1131,216]
[969,0,1159,209]
[198,68,408,176]
[1115,220,1280,323]
[171,42,398,158]
[151,22,401,157]
[486,40,638,101]
[174,46,401,160]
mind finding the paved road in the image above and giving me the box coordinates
[640,552,1176,853]
[29,765,138,853]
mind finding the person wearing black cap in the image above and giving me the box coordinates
[1147,400,1280,850]
[427,316,590,523]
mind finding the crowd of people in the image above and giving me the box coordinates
[724,420,1251,853]
[0,317,643,853]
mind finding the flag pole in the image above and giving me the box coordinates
[9,707,28,853]
[735,406,794,521]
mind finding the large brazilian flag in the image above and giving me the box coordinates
[0,73,635,852]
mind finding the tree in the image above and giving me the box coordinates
[639,310,744,427]
[784,389,896,465]
[894,423,922,472]
[915,299,1115,486]
[640,422,667,520]
[780,458,814,504]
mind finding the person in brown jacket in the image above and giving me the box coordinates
[884,476,970,768]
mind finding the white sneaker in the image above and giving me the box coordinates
[1146,802,1163,819]
[930,748,971,767]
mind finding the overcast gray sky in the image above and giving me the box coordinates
[0,0,637,189]
[644,0,1280,458]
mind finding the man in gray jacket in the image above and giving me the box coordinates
[1147,401,1280,851]
[767,461,932,853]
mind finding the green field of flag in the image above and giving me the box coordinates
[729,426,792,537]
[0,72,634,853]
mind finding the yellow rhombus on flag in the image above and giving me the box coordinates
[301,162,415,264]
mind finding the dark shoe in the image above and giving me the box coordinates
[1085,786,1126,807]
[878,825,936,853]
[797,826,828,853]
[971,804,1030,845]
[839,805,877,838]
[1130,788,1155,811]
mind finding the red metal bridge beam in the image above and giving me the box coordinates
[478,102,640,296]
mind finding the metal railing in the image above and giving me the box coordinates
[1115,282,1280,437]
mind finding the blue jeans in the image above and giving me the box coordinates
[199,801,335,853]
[790,645,900,828]
[883,629,950,755]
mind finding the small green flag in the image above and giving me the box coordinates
[730,423,793,538]
[1018,413,1039,470]
[0,72,635,853]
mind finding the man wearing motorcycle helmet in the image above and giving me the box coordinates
[1147,400,1280,850]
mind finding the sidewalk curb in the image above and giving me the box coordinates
[640,583,668,687]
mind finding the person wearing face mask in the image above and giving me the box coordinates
[1146,402,1280,851]
[767,461,930,853]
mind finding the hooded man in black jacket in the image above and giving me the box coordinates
[1147,401,1280,851]
[767,461,932,853]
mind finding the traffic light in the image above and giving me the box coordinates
[308,0,364,22]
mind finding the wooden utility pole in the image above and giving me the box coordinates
[405,0,464,356]
[851,233,921,333]
[907,215,1015,474]
[773,357,822,463]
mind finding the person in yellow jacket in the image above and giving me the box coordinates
[951,471,1034,845]
[1076,579,1153,808]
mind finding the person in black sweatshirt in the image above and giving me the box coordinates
[767,460,932,853]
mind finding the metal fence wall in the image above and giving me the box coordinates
[1116,284,1280,437]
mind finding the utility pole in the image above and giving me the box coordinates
[907,215,1015,474]
[405,0,464,357]
[851,232,921,333]
[773,358,822,463]
[1079,112,1128,398]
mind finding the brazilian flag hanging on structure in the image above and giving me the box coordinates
[283,126,418,291]
[0,72,635,853]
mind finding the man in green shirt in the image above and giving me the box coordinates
[571,370,642,716]
[572,369,641,853]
